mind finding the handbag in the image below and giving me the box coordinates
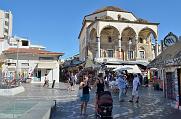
[78,88,83,98]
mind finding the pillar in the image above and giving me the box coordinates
[118,35,122,59]
[118,35,122,49]
[155,39,158,57]
[96,36,100,58]
[135,35,138,60]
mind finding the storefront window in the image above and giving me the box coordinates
[128,51,134,59]
[107,49,113,58]
[139,51,145,59]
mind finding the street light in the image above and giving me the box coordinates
[128,40,132,60]
[16,39,20,85]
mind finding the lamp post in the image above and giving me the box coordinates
[16,39,20,84]
[128,40,132,60]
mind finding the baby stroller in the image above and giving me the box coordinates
[96,91,113,119]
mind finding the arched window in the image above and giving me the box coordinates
[108,36,112,43]
[139,37,143,43]
[139,47,145,59]
[139,50,145,59]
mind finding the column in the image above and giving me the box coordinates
[96,36,100,58]
[117,35,122,59]
[155,39,158,57]
[134,36,138,60]
[118,35,122,49]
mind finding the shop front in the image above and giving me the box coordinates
[148,39,181,109]
[165,71,176,100]
[178,68,181,106]
[31,62,59,83]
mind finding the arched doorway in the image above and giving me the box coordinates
[121,27,136,60]
[89,28,97,58]
[100,26,120,58]
[138,27,157,44]
[138,27,157,59]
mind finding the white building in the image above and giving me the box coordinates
[0,9,64,83]
[78,6,160,68]
[0,9,12,39]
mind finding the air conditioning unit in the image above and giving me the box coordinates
[6,59,13,63]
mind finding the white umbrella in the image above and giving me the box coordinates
[113,65,141,74]
[113,65,133,71]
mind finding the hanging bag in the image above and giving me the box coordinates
[78,87,83,98]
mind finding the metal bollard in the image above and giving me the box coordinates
[53,100,57,111]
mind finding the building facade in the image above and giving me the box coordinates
[0,10,13,39]
[0,9,64,83]
[148,40,181,109]
[78,6,160,67]
[3,44,63,83]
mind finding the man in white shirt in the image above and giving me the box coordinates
[129,74,140,103]
[116,73,126,102]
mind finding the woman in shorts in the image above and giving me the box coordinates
[79,74,91,115]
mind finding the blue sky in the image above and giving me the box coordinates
[0,0,180,59]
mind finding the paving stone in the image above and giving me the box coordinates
[51,87,181,119]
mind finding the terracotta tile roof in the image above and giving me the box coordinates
[3,48,64,56]
[92,6,129,14]
[148,41,181,67]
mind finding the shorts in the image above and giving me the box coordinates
[132,90,139,97]
[81,94,90,102]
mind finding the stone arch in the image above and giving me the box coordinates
[100,25,120,44]
[138,27,157,44]
[139,46,145,50]
[89,28,97,59]
[121,27,136,42]
[99,25,120,58]
[90,28,97,43]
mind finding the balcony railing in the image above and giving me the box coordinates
[95,57,149,63]
[95,57,123,63]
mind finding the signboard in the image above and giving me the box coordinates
[164,32,178,47]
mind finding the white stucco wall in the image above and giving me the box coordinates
[85,12,107,21]
[85,11,137,21]
[98,21,158,37]
[3,53,60,83]
[79,22,92,61]
[107,11,137,21]
[79,10,159,61]
[79,20,158,61]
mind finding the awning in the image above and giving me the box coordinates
[106,65,121,68]
[113,65,141,74]
[38,63,57,69]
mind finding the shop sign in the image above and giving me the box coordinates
[164,32,178,47]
